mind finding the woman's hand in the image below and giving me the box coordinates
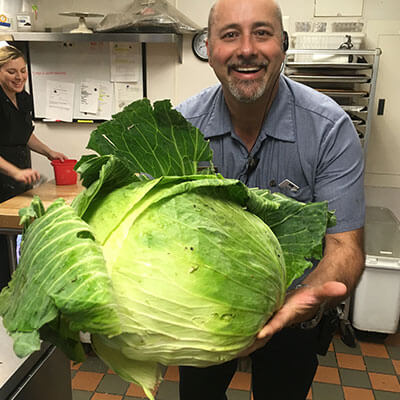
[13,168,41,184]
[27,134,68,161]
[47,151,68,161]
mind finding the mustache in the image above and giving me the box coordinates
[227,59,269,69]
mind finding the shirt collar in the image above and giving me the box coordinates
[203,75,296,143]
[0,85,8,101]
[202,86,233,138]
[0,85,32,112]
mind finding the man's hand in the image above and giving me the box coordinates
[238,281,347,357]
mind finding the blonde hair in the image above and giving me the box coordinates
[0,45,26,69]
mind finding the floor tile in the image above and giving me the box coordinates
[229,371,251,391]
[238,356,252,372]
[126,383,148,398]
[91,394,123,400]
[71,361,83,370]
[385,333,400,347]
[124,397,146,400]
[72,390,92,400]
[96,374,130,395]
[336,354,365,371]
[155,380,179,400]
[314,366,341,385]
[312,382,344,400]
[339,369,371,389]
[163,366,179,382]
[333,337,362,355]
[72,371,104,391]
[368,372,400,392]
[392,360,400,375]
[342,386,375,400]
[360,342,390,358]
[318,351,338,367]
[226,388,251,400]
[387,346,400,360]
[70,340,400,400]
[364,356,396,374]
[80,355,109,373]
[374,390,400,400]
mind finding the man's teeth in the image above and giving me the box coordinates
[235,67,261,73]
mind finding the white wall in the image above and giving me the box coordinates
[29,0,400,194]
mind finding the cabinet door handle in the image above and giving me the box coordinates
[377,99,385,116]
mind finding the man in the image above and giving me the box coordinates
[176,0,365,399]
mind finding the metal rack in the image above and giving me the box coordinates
[284,49,382,155]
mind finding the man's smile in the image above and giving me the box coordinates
[228,63,268,79]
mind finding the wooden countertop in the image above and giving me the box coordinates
[0,181,83,230]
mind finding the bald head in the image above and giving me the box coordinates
[208,0,284,39]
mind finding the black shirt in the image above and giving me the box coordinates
[0,85,35,202]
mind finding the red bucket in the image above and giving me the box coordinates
[51,159,78,185]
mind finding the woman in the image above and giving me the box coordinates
[0,45,67,289]
[0,44,67,203]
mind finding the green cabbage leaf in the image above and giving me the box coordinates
[0,99,335,399]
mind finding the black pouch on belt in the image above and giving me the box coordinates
[316,307,340,356]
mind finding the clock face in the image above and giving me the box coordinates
[192,29,208,61]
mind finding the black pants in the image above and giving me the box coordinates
[0,235,11,290]
[179,325,319,400]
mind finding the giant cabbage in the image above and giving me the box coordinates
[0,99,335,399]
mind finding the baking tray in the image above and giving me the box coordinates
[351,119,365,126]
[317,89,369,97]
[288,74,370,83]
[341,105,367,112]
[286,62,373,70]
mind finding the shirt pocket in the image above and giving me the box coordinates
[279,184,313,203]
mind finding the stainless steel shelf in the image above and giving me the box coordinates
[0,31,184,62]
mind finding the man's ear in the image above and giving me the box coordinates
[282,31,289,52]
[206,39,212,65]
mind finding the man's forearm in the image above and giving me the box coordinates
[303,228,365,305]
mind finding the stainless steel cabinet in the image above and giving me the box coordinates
[0,31,184,63]
[284,49,381,155]
[1,318,72,400]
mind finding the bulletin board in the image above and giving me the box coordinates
[29,41,144,121]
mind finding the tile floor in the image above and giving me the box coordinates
[71,331,400,400]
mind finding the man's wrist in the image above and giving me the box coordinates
[292,283,325,330]
[299,301,326,329]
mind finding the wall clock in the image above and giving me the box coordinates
[192,28,208,62]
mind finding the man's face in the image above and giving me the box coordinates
[207,0,285,104]
[0,57,28,96]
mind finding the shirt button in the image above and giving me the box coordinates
[269,180,276,187]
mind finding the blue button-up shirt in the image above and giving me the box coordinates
[177,75,365,234]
